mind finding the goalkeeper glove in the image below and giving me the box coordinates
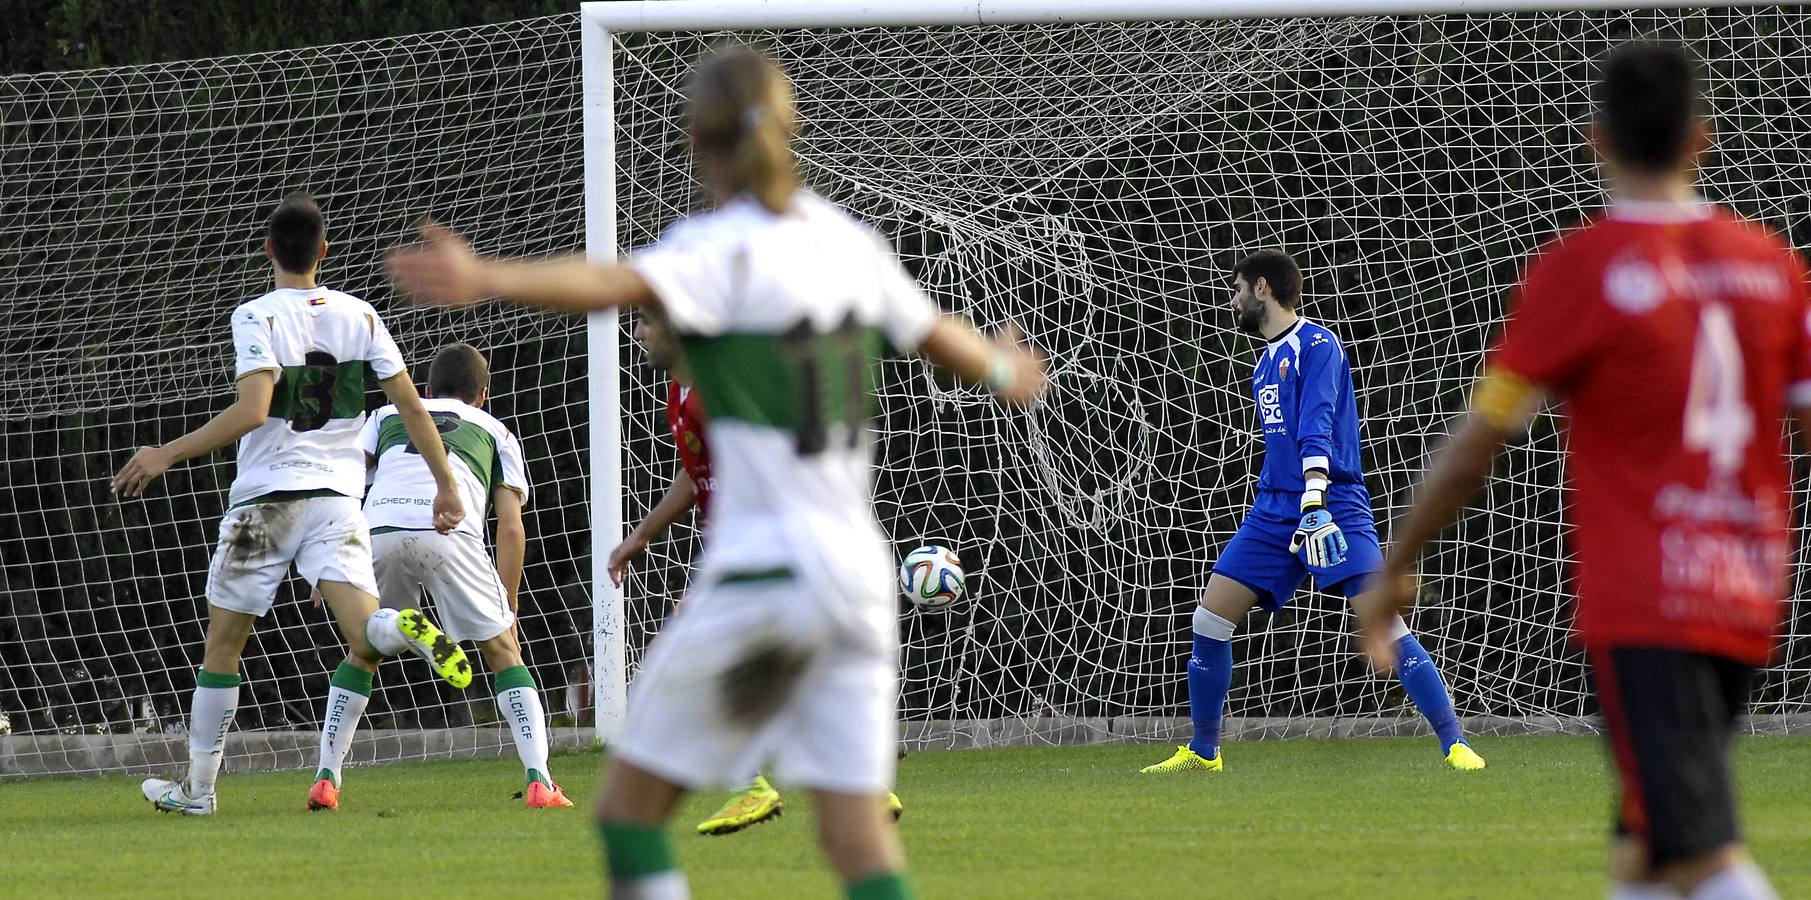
[1289,477,1348,569]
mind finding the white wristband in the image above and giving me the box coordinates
[1302,476,1329,512]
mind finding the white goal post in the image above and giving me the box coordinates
[582,0,1811,744]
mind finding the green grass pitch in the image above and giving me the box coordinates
[6,736,1808,898]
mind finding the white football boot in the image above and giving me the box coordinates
[142,777,216,816]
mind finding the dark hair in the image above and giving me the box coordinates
[686,45,798,214]
[267,192,325,275]
[1596,42,1701,172]
[1233,249,1302,309]
[429,343,489,403]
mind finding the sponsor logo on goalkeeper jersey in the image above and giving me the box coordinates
[1258,383,1283,426]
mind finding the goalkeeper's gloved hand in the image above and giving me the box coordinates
[1289,477,1348,569]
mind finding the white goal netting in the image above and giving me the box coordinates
[611,10,1811,738]
[1,18,595,776]
[5,9,1811,777]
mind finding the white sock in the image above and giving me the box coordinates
[186,675,240,796]
[1612,882,1681,899]
[316,686,370,787]
[1689,863,1778,900]
[612,872,690,900]
[497,681,552,785]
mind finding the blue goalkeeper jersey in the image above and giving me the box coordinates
[1249,318,1370,517]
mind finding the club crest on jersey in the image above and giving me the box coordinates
[683,430,703,455]
[1604,259,1667,313]
[1278,358,1291,381]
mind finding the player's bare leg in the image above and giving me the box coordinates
[1142,575,1255,773]
[596,758,690,898]
[474,628,569,807]
[812,789,911,898]
[143,605,256,815]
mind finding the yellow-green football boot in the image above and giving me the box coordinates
[396,608,473,689]
[1139,745,1222,773]
[1445,742,1487,771]
[697,775,784,836]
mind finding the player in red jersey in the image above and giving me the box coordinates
[608,312,715,586]
[607,309,904,836]
[1360,44,1803,900]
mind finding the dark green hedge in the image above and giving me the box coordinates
[0,0,569,73]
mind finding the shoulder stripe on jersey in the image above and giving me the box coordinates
[374,412,502,498]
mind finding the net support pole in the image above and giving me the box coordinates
[582,14,627,745]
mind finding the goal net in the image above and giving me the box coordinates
[606,7,1811,742]
[4,7,1810,778]
[1,17,597,776]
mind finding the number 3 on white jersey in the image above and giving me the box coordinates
[1683,303,1754,476]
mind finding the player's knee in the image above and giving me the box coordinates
[1193,605,1236,642]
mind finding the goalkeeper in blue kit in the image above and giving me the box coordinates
[1143,250,1484,773]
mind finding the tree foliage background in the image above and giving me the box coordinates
[0,0,567,74]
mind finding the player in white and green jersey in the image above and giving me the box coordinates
[113,193,472,817]
[354,342,570,808]
[390,46,1046,900]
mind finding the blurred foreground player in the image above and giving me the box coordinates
[391,45,1044,900]
[608,311,903,835]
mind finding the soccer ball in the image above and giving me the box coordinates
[899,545,966,611]
[365,607,408,656]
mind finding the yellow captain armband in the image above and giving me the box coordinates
[1471,367,1544,432]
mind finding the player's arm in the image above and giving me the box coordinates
[1286,341,1349,567]
[378,373,465,533]
[493,485,527,615]
[113,371,275,497]
[387,222,656,314]
[608,467,697,588]
[1354,368,1536,670]
[914,317,1047,407]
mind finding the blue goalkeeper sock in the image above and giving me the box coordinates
[1395,632,1463,753]
[1186,608,1235,760]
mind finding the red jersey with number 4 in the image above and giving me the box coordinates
[1493,201,1811,665]
[666,381,714,524]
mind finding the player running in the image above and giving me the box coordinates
[113,193,472,816]
[607,311,903,835]
[322,341,569,809]
[1142,249,1484,774]
[1361,43,1799,900]
[390,45,1045,900]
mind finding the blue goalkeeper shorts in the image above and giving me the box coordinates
[1210,496,1383,611]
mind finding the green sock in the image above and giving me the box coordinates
[598,821,676,881]
[848,871,915,900]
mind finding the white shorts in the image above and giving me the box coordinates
[615,556,898,795]
[205,494,378,616]
[371,529,513,643]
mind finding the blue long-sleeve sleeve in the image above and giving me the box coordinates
[1251,320,1370,515]
[1293,332,1342,474]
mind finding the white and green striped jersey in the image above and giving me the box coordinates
[629,192,938,574]
[358,397,529,539]
[227,287,406,507]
